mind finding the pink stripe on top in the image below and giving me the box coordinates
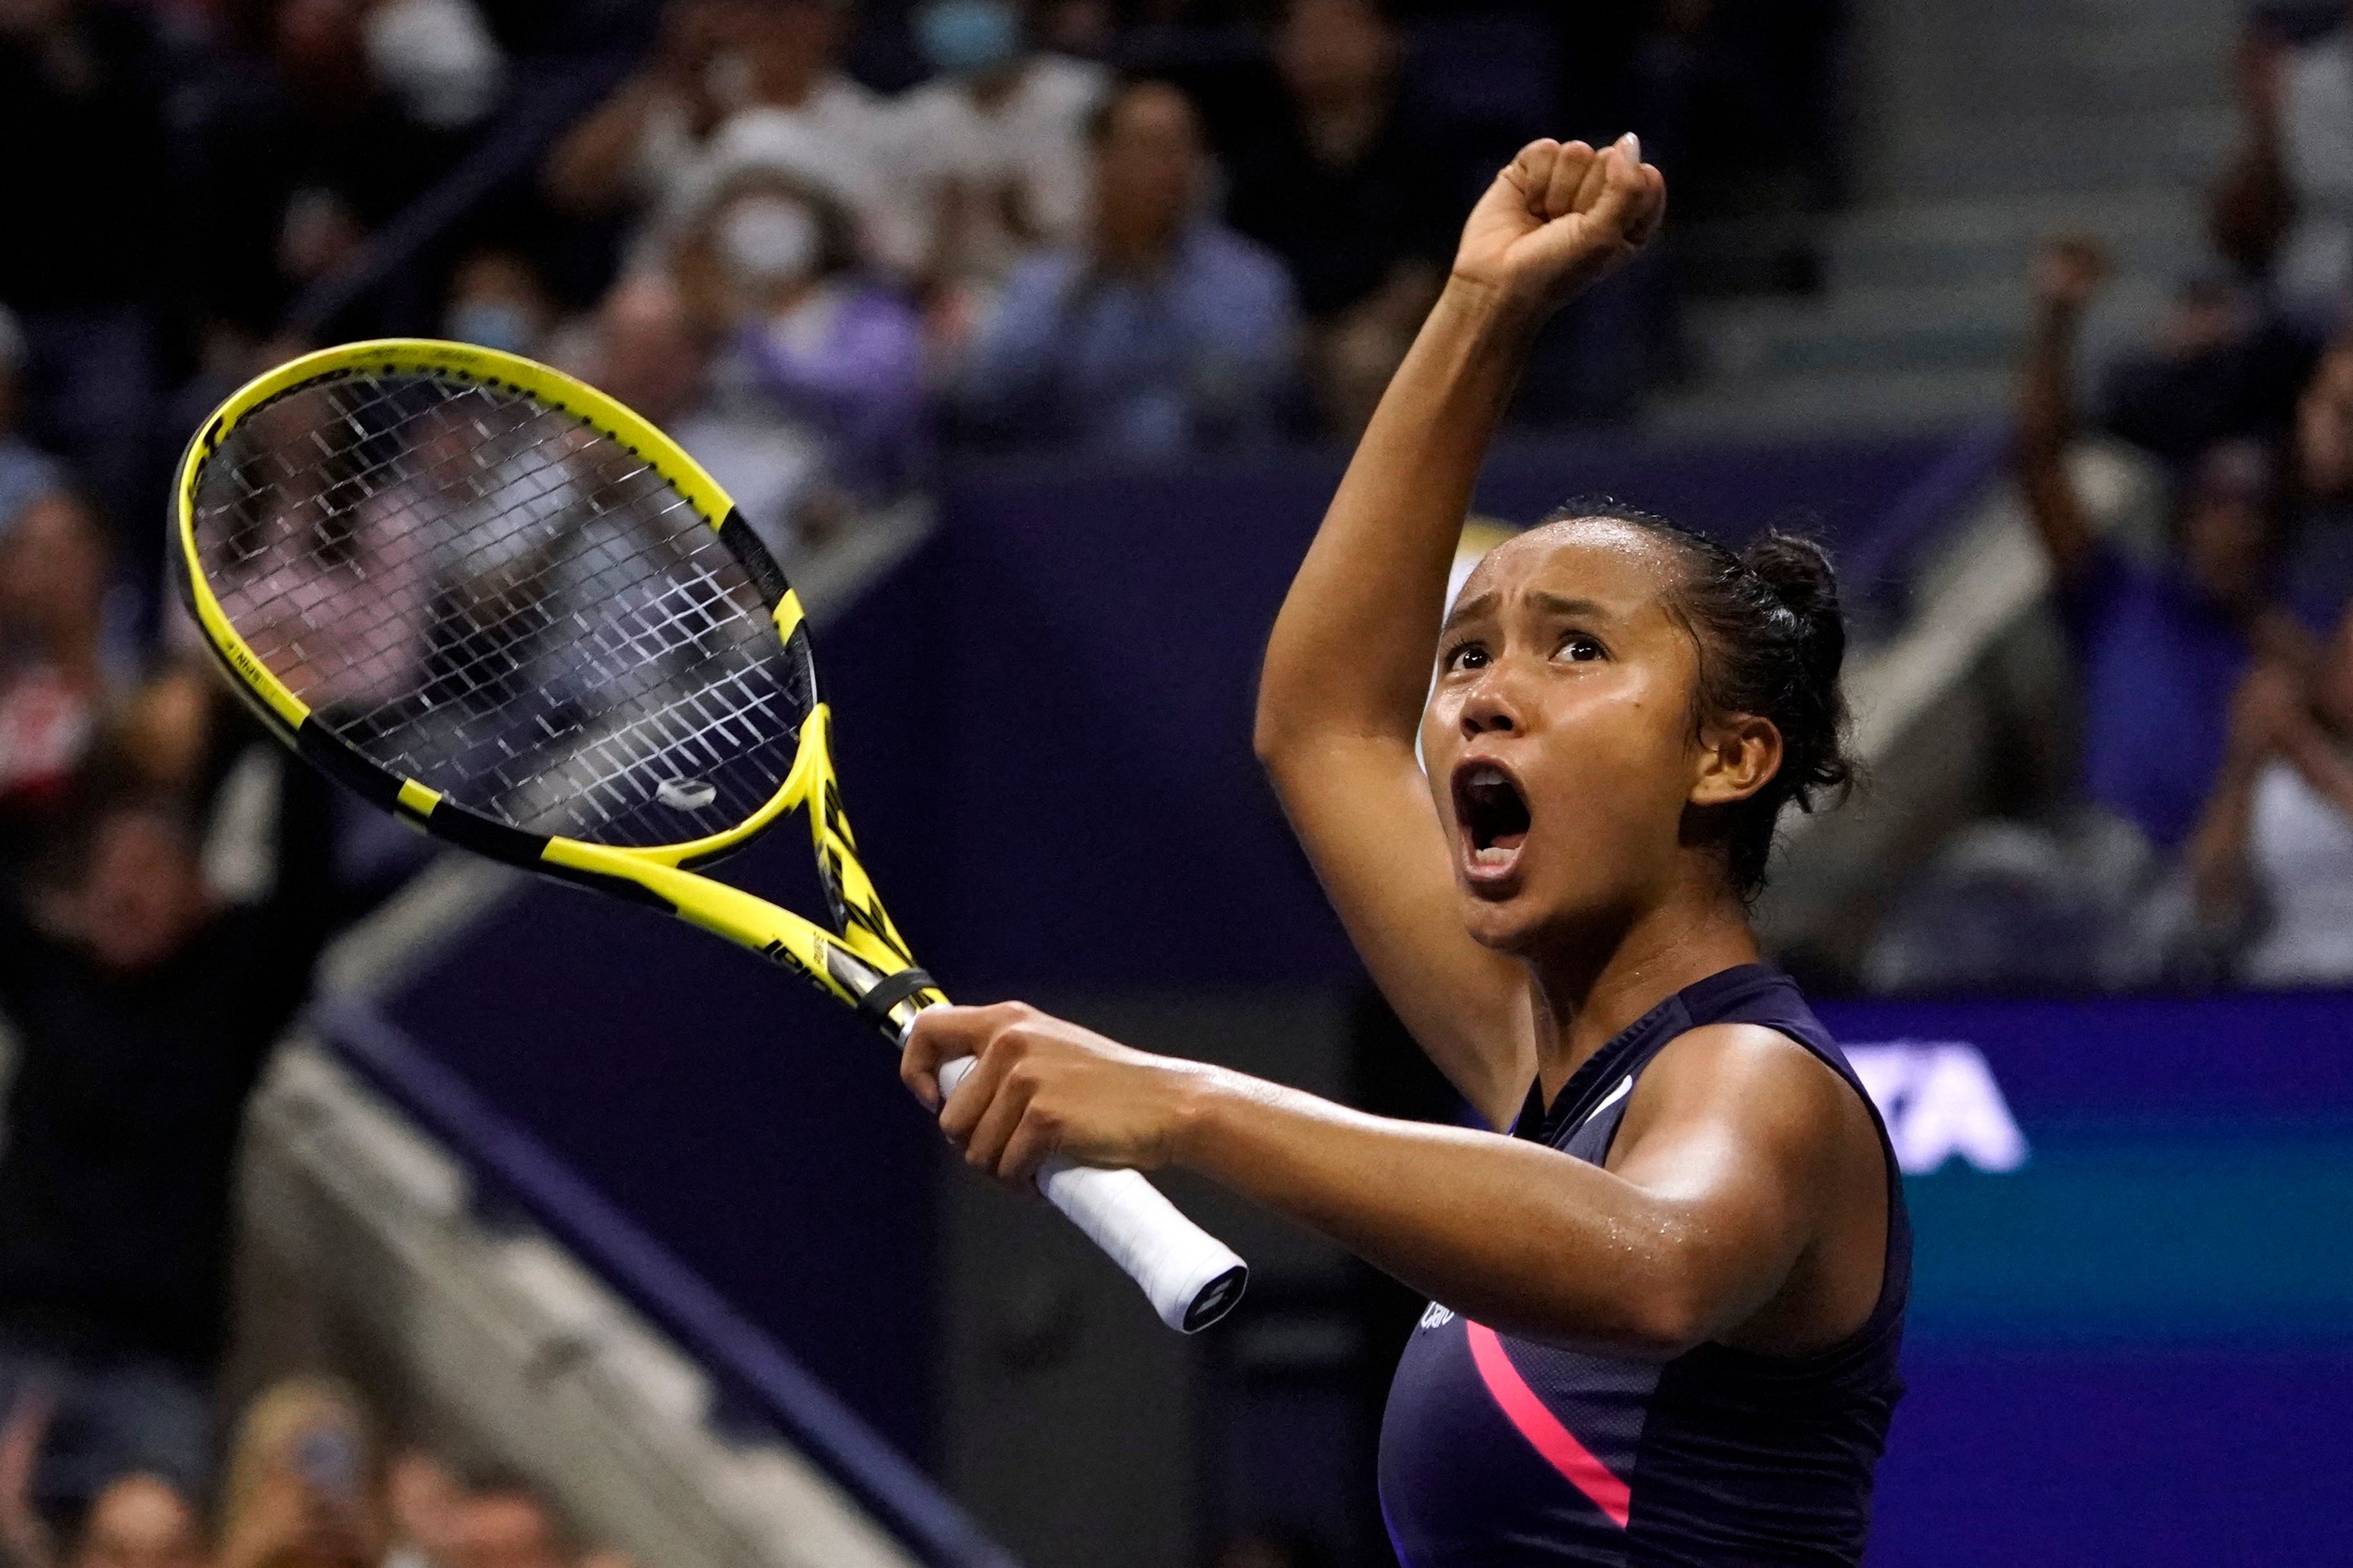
[1465,1320,1634,1529]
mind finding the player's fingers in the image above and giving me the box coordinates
[960,1055,1038,1180]
[998,1112,1059,1190]
[1543,140,1595,221]
[1626,162,1669,248]
[1569,133,1621,215]
[1582,137,1646,241]
[935,1021,1023,1139]
[1502,137,1561,206]
[902,1002,1020,1108]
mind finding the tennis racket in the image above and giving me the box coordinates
[173,339,1248,1333]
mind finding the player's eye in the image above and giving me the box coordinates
[1442,641,1491,673]
[1558,633,1606,663]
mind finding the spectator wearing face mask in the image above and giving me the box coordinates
[546,0,902,265]
[887,1,1109,347]
[669,116,926,551]
[440,251,560,360]
[958,78,1299,457]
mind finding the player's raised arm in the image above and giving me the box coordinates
[1253,136,1665,1128]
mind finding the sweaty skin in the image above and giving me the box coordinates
[904,136,1888,1361]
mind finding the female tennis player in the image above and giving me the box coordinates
[904,134,1908,1563]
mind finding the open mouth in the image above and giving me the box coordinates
[1452,761,1531,872]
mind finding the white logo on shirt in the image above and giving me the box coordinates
[1418,1302,1456,1331]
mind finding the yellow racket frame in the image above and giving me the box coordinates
[175,340,942,1027]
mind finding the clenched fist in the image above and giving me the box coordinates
[903,1002,1220,1187]
[1450,134,1667,317]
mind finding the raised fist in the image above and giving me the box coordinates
[1450,134,1666,316]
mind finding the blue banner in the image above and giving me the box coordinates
[1816,992,2353,1565]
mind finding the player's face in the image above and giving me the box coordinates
[1420,521,1709,957]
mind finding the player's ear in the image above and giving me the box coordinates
[1689,712,1781,807]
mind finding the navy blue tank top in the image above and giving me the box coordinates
[1377,964,1910,1566]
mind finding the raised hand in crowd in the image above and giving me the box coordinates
[2016,234,2113,586]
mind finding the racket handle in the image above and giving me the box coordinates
[935,1055,1249,1333]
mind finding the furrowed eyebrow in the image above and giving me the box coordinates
[1529,592,1614,622]
[1440,589,1498,635]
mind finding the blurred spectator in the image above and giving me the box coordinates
[71,1474,205,1568]
[361,0,505,131]
[0,309,66,541]
[214,1379,382,1568]
[441,1474,566,1568]
[0,759,378,1510]
[958,78,1298,456]
[672,116,927,526]
[0,493,124,872]
[2215,0,2353,308]
[181,0,505,342]
[0,0,171,551]
[382,1452,463,1568]
[2097,272,2321,466]
[2018,236,2300,857]
[545,0,903,266]
[2285,335,2353,622]
[1222,0,1457,436]
[889,0,1110,349]
[573,273,835,563]
[2183,605,2353,983]
[440,252,559,359]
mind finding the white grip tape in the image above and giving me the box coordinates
[933,1053,1248,1333]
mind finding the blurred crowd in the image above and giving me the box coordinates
[2,1372,634,1568]
[0,0,1844,1557]
[1868,0,2353,993]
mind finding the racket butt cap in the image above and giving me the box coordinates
[1180,1264,1250,1333]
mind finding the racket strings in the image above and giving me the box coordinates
[192,370,813,848]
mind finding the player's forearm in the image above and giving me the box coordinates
[1255,279,1544,762]
[1171,1068,1733,1357]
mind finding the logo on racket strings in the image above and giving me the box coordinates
[656,779,716,810]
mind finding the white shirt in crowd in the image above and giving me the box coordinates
[2276,28,2353,304]
[886,55,1109,282]
[2244,758,2353,985]
[363,0,505,129]
[635,79,911,267]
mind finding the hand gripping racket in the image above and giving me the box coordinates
[174,340,1248,1333]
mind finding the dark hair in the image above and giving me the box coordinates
[1539,501,1857,901]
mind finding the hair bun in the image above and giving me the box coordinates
[1742,531,1846,672]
